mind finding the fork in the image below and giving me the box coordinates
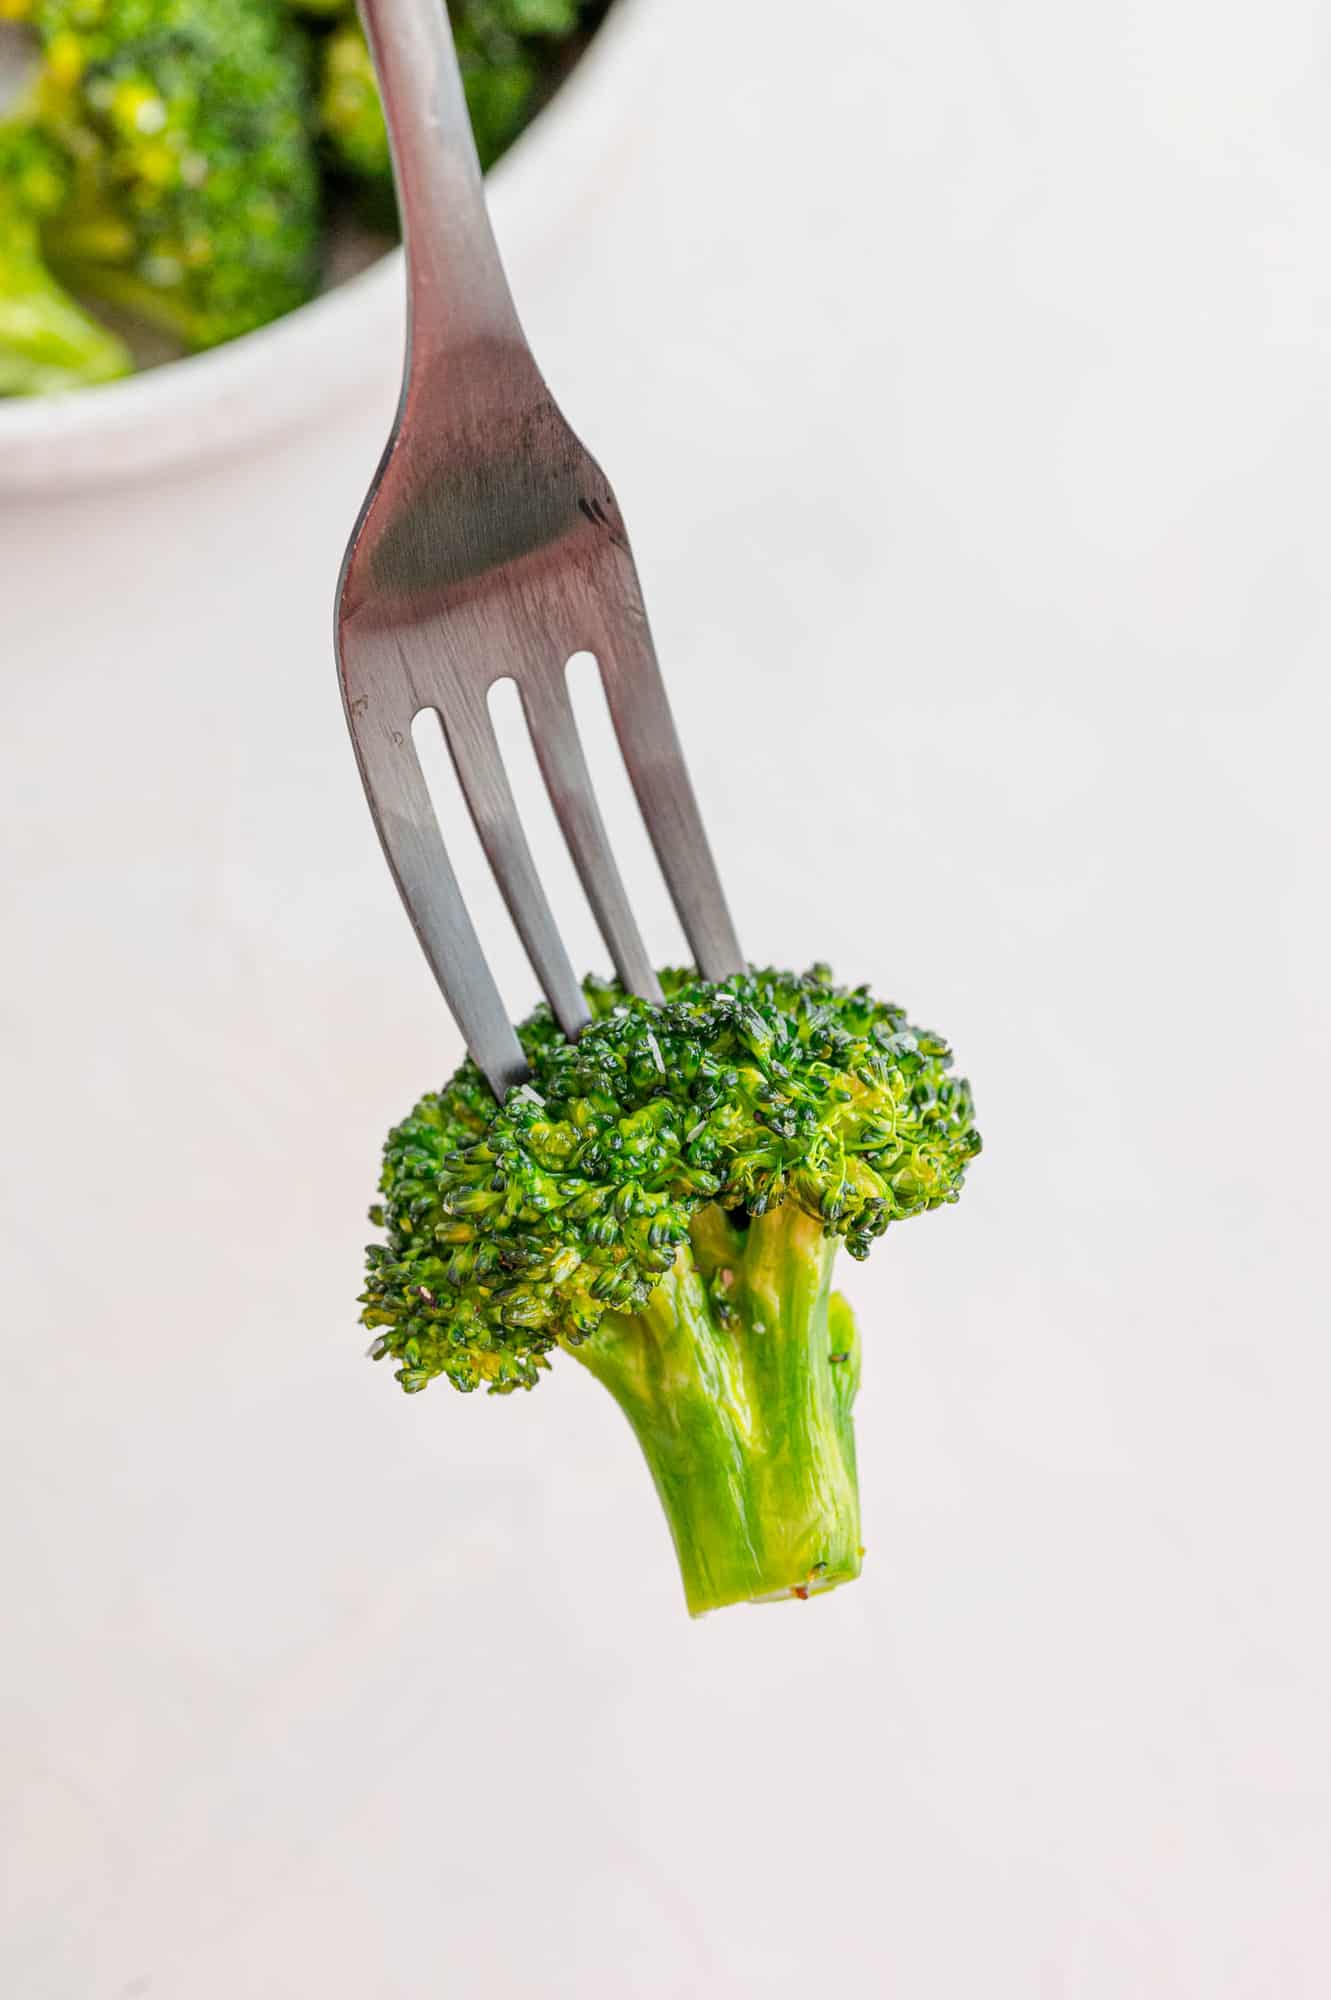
[336,0,743,1097]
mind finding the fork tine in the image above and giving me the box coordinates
[594,632,745,982]
[521,673,663,1004]
[439,688,591,1039]
[346,703,528,1096]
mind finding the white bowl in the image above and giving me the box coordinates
[0,0,638,496]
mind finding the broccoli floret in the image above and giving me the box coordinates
[315,0,593,193]
[21,0,321,350]
[0,120,130,392]
[363,966,981,1616]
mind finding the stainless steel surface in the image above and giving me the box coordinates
[337,0,741,1095]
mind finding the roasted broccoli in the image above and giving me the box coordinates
[17,0,323,350]
[363,966,981,1616]
[0,120,131,391]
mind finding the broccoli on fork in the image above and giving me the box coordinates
[364,966,981,1616]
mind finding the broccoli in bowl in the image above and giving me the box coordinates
[0,0,608,393]
[364,965,981,1617]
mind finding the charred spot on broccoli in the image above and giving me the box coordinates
[363,965,981,1616]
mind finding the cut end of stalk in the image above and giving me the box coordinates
[741,1553,864,1611]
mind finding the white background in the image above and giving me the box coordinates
[5,0,1331,1992]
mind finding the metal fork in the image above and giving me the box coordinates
[336,0,742,1096]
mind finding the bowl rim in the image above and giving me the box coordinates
[0,0,639,495]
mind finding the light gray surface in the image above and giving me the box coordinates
[4,0,1330,1993]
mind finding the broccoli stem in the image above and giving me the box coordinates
[0,280,130,393]
[571,1204,863,1616]
[40,255,214,350]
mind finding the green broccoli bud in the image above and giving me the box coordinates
[363,966,980,1615]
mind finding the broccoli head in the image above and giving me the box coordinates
[20,0,321,349]
[363,966,981,1616]
[0,119,131,392]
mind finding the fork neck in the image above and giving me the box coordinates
[357,0,530,380]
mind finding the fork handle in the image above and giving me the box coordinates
[356,0,527,365]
